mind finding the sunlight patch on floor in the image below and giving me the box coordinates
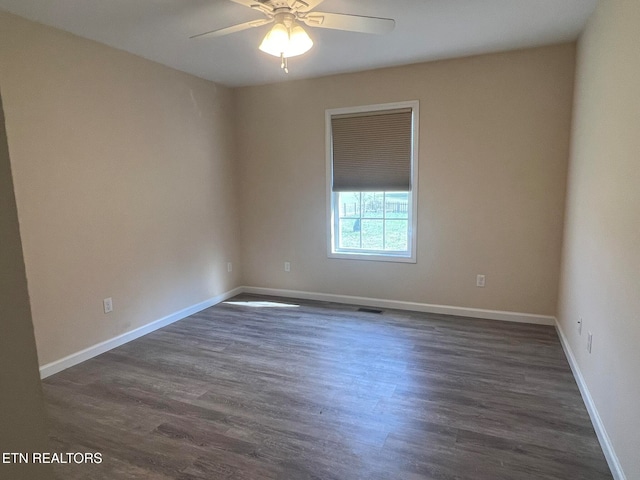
[224,301,300,308]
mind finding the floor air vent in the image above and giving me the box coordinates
[357,307,383,314]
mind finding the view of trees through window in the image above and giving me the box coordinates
[336,192,409,252]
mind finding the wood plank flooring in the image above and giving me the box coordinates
[42,294,612,479]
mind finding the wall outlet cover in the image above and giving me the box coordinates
[103,297,113,314]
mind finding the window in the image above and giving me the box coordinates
[326,101,419,262]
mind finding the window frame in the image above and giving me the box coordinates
[326,101,419,263]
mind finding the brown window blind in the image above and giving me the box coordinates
[331,108,413,192]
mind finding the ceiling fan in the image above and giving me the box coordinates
[190,0,395,73]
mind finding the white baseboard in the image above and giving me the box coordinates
[241,286,556,325]
[555,321,626,480]
[39,287,243,379]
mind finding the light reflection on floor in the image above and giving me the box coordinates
[224,300,300,308]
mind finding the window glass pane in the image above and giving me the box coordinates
[333,190,411,256]
[361,220,384,249]
[339,218,361,249]
[338,192,361,218]
[385,192,409,219]
[384,220,408,251]
[362,192,384,218]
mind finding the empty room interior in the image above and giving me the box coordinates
[0,0,638,479]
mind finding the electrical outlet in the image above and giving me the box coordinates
[476,274,486,287]
[587,332,593,353]
[103,297,113,314]
[227,262,233,273]
[578,317,583,335]
[284,261,291,272]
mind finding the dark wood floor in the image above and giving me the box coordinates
[42,294,612,480]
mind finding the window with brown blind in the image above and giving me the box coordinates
[326,101,419,262]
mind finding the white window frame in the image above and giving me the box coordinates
[326,100,419,263]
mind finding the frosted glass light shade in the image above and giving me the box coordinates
[259,22,313,58]
[259,23,289,56]
[286,25,313,57]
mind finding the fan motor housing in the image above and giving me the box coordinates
[267,1,292,9]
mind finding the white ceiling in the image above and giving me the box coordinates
[0,0,597,87]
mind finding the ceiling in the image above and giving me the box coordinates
[0,0,598,87]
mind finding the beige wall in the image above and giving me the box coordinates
[0,12,242,366]
[236,44,575,316]
[557,1,640,478]
[0,93,52,478]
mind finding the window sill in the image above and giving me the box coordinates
[328,251,416,264]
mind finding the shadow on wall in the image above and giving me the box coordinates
[0,92,53,479]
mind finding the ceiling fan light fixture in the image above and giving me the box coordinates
[259,21,313,59]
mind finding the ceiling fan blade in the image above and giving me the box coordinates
[289,0,325,13]
[190,18,273,40]
[230,0,274,15]
[302,12,395,34]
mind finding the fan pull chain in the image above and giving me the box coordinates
[280,54,289,74]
